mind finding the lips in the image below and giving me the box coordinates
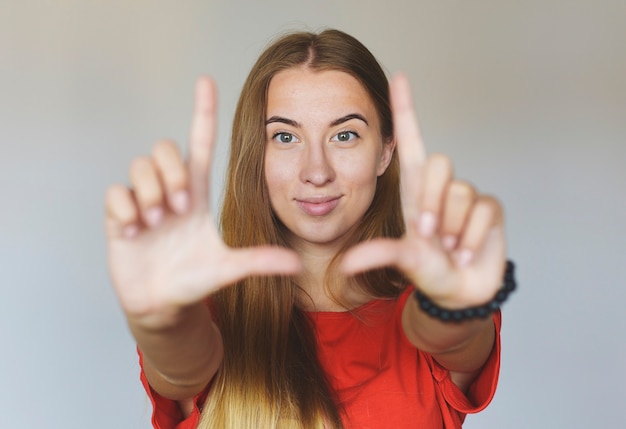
[296,196,341,216]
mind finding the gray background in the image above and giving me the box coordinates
[1,0,624,428]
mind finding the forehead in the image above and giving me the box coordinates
[266,68,378,121]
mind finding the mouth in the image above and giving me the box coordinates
[295,196,342,216]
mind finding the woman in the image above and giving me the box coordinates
[105,29,512,428]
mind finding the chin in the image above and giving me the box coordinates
[295,225,355,248]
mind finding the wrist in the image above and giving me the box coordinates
[128,301,209,333]
[414,260,516,323]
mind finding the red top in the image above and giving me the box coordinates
[139,286,501,428]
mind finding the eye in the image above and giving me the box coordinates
[332,131,359,143]
[272,132,299,144]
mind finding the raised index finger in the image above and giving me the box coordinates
[188,76,217,210]
[390,73,427,225]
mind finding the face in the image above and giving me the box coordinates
[264,68,394,251]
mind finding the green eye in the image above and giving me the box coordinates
[334,131,358,142]
[273,132,297,143]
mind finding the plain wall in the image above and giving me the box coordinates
[1,0,624,427]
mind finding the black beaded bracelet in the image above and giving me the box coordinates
[413,260,516,323]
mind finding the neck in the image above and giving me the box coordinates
[292,240,371,312]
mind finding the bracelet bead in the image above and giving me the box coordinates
[413,260,517,323]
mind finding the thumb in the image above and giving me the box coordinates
[341,238,407,275]
[217,246,303,286]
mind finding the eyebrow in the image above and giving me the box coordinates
[265,113,369,128]
[265,116,300,127]
[330,113,369,127]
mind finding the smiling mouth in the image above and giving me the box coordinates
[296,196,341,216]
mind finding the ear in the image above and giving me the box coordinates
[376,138,396,176]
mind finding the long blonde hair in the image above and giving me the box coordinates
[200,29,404,428]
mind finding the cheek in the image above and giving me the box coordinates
[350,153,383,210]
[340,163,380,214]
[346,166,377,189]
[264,160,277,199]
[341,150,381,187]
[264,155,292,200]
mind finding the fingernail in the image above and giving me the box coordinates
[442,235,457,251]
[123,224,139,239]
[419,211,437,237]
[456,249,473,267]
[144,206,163,227]
[170,190,190,214]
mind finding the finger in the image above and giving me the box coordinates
[440,181,477,251]
[152,140,190,214]
[188,76,217,210]
[419,154,452,237]
[105,184,141,239]
[222,247,302,283]
[390,74,427,230]
[340,238,408,275]
[456,196,503,267]
[129,157,164,228]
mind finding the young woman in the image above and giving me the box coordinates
[105,29,512,428]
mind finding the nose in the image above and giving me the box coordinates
[299,142,335,186]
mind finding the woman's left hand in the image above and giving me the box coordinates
[342,74,506,309]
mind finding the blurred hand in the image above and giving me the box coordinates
[104,77,301,327]
[342,74,506,309]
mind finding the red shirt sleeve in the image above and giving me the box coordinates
[396,286,502,427]
[425,311,502,415]
[138,348,209,429]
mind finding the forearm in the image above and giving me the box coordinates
[402,295,495,374]
[129,302,223,400]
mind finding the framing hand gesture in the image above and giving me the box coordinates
[104,78,300,326]
[343,74,506,309]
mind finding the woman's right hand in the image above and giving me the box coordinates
[104,77,302,329]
